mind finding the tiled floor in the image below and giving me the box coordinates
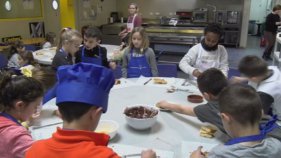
[158,35,272,78]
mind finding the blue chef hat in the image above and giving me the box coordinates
[56,63,115,112]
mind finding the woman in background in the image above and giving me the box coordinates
[119,3,142,43]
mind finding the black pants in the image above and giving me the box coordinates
[263,31,276,58]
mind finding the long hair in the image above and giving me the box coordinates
[128,27,150,53]
[56,28,82,52]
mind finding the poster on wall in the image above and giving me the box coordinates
[29,22,45,38]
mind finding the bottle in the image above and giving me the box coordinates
[121,17,124,23]
[110,17,114,23]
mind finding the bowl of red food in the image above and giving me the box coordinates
[124,105,159,130]
[187,95,204,103]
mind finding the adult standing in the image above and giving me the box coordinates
[119,3,142,43]
[263,5,281,60]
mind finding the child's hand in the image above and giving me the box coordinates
[190,146,206,158]
[156,100,169,109]
[192,69,202,78]
[141,149,156,158]
[109,61,117,70]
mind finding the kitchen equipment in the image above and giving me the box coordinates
[110,12,119,23]
[192,8,208,23]
[215,10,227,24]
[227,11,240,24]
[176,10,193,25]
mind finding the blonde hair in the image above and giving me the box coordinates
[128,27,150,52]
[56,28,82,52]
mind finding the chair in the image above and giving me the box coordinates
[25,44,37,51]
[157,63,177,77]
[113,65,122,79]
[228,68,240,79]
[0,54,8,69]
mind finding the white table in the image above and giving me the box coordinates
[30,77,226,158]
[32,44,119,65]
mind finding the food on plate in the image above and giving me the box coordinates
[202,151,209,157]
[36,52,44,55]
[124,106,158,119]
[199,126,217,138]
[115,79,121,85]
[153,78,167,84]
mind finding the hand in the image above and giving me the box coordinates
[141,149,156,158]
[109,61,117,70]
[156,100,169,109]
[190,146,206,158]
[192,69,202,78]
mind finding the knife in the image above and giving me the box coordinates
[143,78,152,85]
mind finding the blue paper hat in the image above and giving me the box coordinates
[56,63,115,112]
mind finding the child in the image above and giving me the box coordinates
[179,23,229,78]
[25,63,156,158]
[122,27,158,78]
[18,51,36,68]
[190,84,281,158]
[156,68,228,132]
[7,40,25,68]
[233,55,281,140]
[31,66,57,104]
[75,26,116,69]
[52,28,82,70]
[0,72,44,158]
[42,32,56,49]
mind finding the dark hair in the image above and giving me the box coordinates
[0,72,44,111]
[58,102,93,122]
[32,66,56,91]
[219,84,262,126]
[273,5,281,11]
[84,26,102,41]
[197,68,228,96]
[238,55,268,77]
[204,23,223,37]
[81,25,90,39]
[8,40,24,59]
[19,50,36,65]
[45,32,56,45]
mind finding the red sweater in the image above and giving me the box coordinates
[0,116,33,158]
[25,128,120,158]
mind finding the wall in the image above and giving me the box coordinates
[116,0,243,19]
[0,0,60,40]
[240,0,251,47]
[250,0,272,23]
[75,0,117,31]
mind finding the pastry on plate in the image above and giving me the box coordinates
[199,126,217,138]
[153,78,167,84]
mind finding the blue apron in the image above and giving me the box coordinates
[0,112,22,126]
[81,46,102,65]
[225,115,279,145]
[127,49,152,78]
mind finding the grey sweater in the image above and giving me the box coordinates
[122,47,158,78]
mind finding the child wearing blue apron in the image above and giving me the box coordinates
[76,26,116,69]
[122,27,158,78]
[52,28,82,70]
[190,85,281,158]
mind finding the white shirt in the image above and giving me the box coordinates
[179,43,229,77]
[248,66,281,125]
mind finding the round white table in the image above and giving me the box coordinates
[30,77,226,158]
[32,44,120,65]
